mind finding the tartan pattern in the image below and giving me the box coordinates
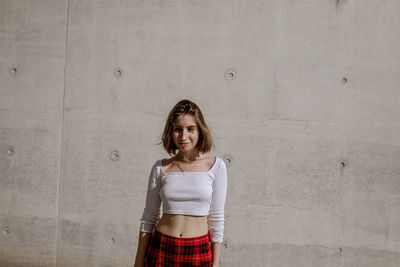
[145,229,213,266]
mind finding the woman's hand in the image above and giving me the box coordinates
[133,231,151,267]
[211,242,222,266]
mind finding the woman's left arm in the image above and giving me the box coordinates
[208,159,227,266]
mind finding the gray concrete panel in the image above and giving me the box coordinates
[1,0,400,266]
[0,0,67,266]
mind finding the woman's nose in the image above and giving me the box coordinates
[181,129,188,139]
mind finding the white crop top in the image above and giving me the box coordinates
[139,156,227,243]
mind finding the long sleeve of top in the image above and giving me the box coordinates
[139,161,162,233]
[139,157,228,243]
[207,159,227,243]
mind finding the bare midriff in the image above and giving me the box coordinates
[155,213,209,238]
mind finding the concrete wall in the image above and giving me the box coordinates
[1,0,399,266]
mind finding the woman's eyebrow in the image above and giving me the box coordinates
[174,125,196,128]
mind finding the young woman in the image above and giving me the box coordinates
[134,99,228,266]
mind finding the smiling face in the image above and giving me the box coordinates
[172,114,200,153]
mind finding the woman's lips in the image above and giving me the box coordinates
[180,143,190,146]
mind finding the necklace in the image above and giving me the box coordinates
[174,157,200,172]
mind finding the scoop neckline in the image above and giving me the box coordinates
[160,156,218,176]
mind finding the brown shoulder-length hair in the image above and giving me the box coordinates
[159,99,213,156]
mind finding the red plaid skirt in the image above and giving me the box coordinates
[145,229,212,266]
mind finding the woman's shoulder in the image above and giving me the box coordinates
[160,157,173,167]
[202,155,219,169]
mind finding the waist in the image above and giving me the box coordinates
[155,213,209,238]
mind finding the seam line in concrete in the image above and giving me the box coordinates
[56,0,71,266]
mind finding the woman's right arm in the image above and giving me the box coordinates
[134,161,162,266]
[134,231,151,267]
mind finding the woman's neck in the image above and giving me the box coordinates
[175,150,203,162]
